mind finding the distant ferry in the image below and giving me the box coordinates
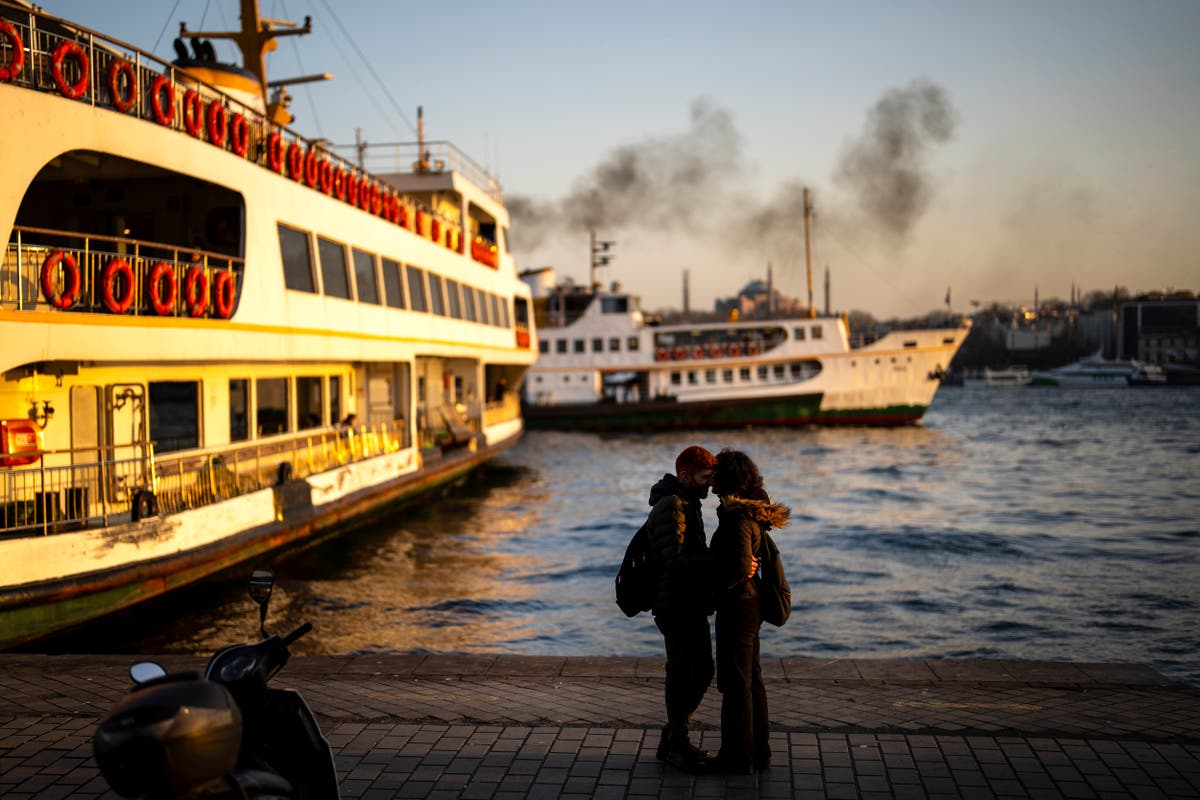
[1030,354,1137,386]
[963,366,1032,388]
[0,1,536,647]
[520,271,969,430]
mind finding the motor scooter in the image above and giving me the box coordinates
[93,567,339,799]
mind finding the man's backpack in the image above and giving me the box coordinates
[615,521,656,617]
[756,530,791,626]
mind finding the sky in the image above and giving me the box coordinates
[44,0,1200,318]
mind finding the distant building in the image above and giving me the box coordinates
[714,279,804,318]
[1119,300,1200,363]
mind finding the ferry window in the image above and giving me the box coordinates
[687,371,697,385]
[670,372,681,385]
[278,224,315,293]
[574,339,585,353]
[722,369,733,383]
[429,274,446,315]
[296,377,323,429]
[381,258,405,309]
[352,249,380,304]
[329,376,341,425]
[592,338,603,352]
[445,279,463,319]
[463,286,478,321]
[317,237,351,299]
[230,379,249,442]
[791,363,803,377]
[256,378,289,436]
[627,337,639,351]
[794,327,806,341]
[492,295,504,327]
[556,339,567,354]
[740,368,750,381]
[773,364,785,379]
[705,369,716,383]
[149,381,200,453]
[757,366,768,380]
[608,338,620,352]
[476,290,490,324]
[602,297,629,313]
[539,340,549,354]
[406,266,427,312]
[811,326,823,340]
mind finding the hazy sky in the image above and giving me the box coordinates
[46,1,1200,317]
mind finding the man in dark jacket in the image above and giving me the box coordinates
[644,445,718,773]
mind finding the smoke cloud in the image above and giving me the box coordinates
[833,79,958,241]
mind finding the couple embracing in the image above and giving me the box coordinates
[643,445,789,775]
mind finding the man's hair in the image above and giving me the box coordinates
[675,445,717,476]
[712,448,765,498]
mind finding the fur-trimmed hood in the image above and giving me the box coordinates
[717,495,791,529]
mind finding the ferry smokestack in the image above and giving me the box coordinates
[683,269,690,313]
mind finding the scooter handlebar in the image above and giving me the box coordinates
[282,622,312,647]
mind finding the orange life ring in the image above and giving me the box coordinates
[318,159,333,194]
[0,21,25,82]
[727,343,741,358]
[367,183,380,213]
[206,101,227,147]
[708,344,723,358]
[150,75,174,126]
[148,262,175,316]
[101,258,135,314]
[184,266,208,317]
[40,250,80,310]
[692,346,705,359]
[332,168,347,200]
[51,40,88,99]
[106,58,136,112]
[287,141,303,181]
[655,348,669,362]
[347,174,360,206]
[213,271,235,319]
[672,346,686,360]
[746,343,760,356]
[229,113,249,156]
[182,89,203,137]
[303,148,320,188]
[431,218,441,242]
[397,204,408,228]
[266,131,284,172]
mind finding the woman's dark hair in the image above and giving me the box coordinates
[712,448,765,499]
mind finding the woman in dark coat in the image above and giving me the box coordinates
[708,448,790,773]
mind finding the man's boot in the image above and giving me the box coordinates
[655,726,671,761]
[663,725,711,773]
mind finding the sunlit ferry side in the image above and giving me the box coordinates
[0,1,536,648]
[520,272,969,430]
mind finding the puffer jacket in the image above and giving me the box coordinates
[644,474,711,618]
[709,495,790,605]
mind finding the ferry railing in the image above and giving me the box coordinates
[2,226,242,316]
[482,392,521,427]
[336,140,503,203]
[0,4,503,266]
[0,419,411,537]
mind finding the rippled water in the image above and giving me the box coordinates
[41,387,1200,686]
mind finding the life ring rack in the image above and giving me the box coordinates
[746,342,760,356]
[691,346,705,360]
[727,343,742,358]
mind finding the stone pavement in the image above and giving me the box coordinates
[1,654,1198,798]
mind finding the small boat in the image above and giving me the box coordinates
[1029,353,1136,386]
[520,278,969,429]
[0,1,536,647]
[1126,363,1167,386]
[963,366,1031,388]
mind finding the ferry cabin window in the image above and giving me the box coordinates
[811,326,823,340]
[608,338,620,352]
[556,339,568,354]
[687,371,697,385]
[381,258,406,309]
[278,224,315,293]
[574,339,585,353]
[406,266,427,311]
[794,327,806,341]
[503,298,514,329]
[773,364,785,379]
[476,290,491,325]
[705,369,716,383]
[627,337,639,351]
[352,249,380,304]
[429,275,446,316]
[790,363,803,378]
[463,287,478,322]
[491,295,503,327]
[257,378,289,436]
[592,338,603,352]
[539,340,549,354]
[446,279,463,319]
[740,368,751,381]
[317,237,351,299]
[149,381,200,453]
[296,377,323,429]
[722,369,733,383]
[757,366,768,381]
[670,372,681,386]
[602,297,629,314]
[329,376,342,426]
[230,379,249,442]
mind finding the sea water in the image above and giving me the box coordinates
[42,387,1200,686]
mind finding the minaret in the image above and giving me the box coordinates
[767,262,774,314]
[682,270,690,314]
[824,266,831,316]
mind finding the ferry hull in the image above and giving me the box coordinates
[0,432,519,649]
[523,393,928,431]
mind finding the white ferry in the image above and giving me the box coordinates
[0,1,536,648]
[521,269,969,430]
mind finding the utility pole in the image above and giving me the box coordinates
[803,187,815,318]
[589,230,615,291]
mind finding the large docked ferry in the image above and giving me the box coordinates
[0,1,536,648]
[521,268,968,429]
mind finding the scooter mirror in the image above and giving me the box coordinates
[129,661,166,684]
[248,566,275,636]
